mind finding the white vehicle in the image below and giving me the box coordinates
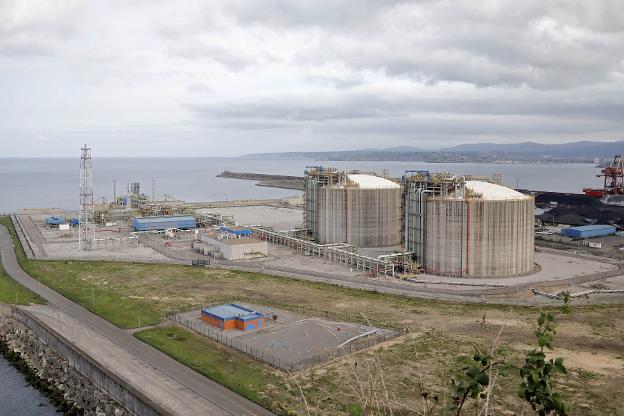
[583,241,602,249]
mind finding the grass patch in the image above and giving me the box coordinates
[21,260,165,328]
[135,326,287,413]
[0,216,43,305]
[0,263,43,305]
[0,216,27,263]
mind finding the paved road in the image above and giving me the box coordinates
[141,229,624,302]
[0,225,273,416]
[216,256,624,301]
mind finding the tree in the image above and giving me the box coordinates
[518,312,568,416]
[557,291,571,314]
[450,346,503,416]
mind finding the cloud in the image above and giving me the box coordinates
[0,0,623,156]
[186,83,215,94]
[0,0,86,56]
[188,80,624,122]
[289,1,624,89]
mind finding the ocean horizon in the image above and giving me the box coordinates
[0,157,603,212]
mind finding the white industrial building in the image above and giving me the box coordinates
[195,230,268,260]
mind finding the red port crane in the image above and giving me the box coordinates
[583,155,624,198]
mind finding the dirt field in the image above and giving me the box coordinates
[21,258,624,415]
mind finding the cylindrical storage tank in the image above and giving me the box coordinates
[424,181,534,277]
[311,174,401,247]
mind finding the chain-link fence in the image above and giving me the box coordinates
[536,238,623,260]
[165,296,406,331]
[171,313,397,372]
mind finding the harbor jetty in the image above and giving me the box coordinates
[217,171,304,190]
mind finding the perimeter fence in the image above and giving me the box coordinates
[165,296,408,332]
[170,313,397,372]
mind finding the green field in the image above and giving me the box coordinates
[1,215,623,415]
[0,217,43,305]
[0,262,44,305]
[135,326,289,410]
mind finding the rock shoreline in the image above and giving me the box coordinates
[0,314,128,416]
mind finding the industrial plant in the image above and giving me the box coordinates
[8,144,624,416]
[54,149,546,279]
[15,145,622,289]
[301,167,535,277]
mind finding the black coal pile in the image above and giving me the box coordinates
[531,191,624,227]
[532,191,602,207]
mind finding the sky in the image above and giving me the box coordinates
[1,0,623,157]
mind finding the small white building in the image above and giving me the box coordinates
[197,230,268,260]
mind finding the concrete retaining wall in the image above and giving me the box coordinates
[11,307,168,416]
[1,312,126,415]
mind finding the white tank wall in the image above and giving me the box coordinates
[424,197,534,277]
[313,187,401,247]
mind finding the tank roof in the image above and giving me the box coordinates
[346,174,400,189]
[465,181,529,200]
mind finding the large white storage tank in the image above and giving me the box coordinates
[424,181,534,277]
[305,172,401,247]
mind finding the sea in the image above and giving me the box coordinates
[0,158,604,213]
[0,356,60,415]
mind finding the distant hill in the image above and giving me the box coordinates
[242,140,622,162]
[442,140,624,159]
[241,150,435,161]
[360,146,426,152]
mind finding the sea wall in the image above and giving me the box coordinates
[0,312,128,416]
[2,307,169,416]
[217,171,305,190]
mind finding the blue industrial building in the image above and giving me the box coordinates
[131,215,196,231]
[560,224,616,239]
[201,304,265,331]
[218,226,252,236]
[45,216,65,225]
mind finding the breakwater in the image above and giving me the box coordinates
[217,171,304,190]
[217,170,303,181]
[3,307,170,416]
[0,312,128,416]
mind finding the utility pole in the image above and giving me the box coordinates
[79,145,95,250]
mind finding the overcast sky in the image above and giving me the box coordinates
[1,0,623,157]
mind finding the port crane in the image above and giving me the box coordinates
[583,155,624,198]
